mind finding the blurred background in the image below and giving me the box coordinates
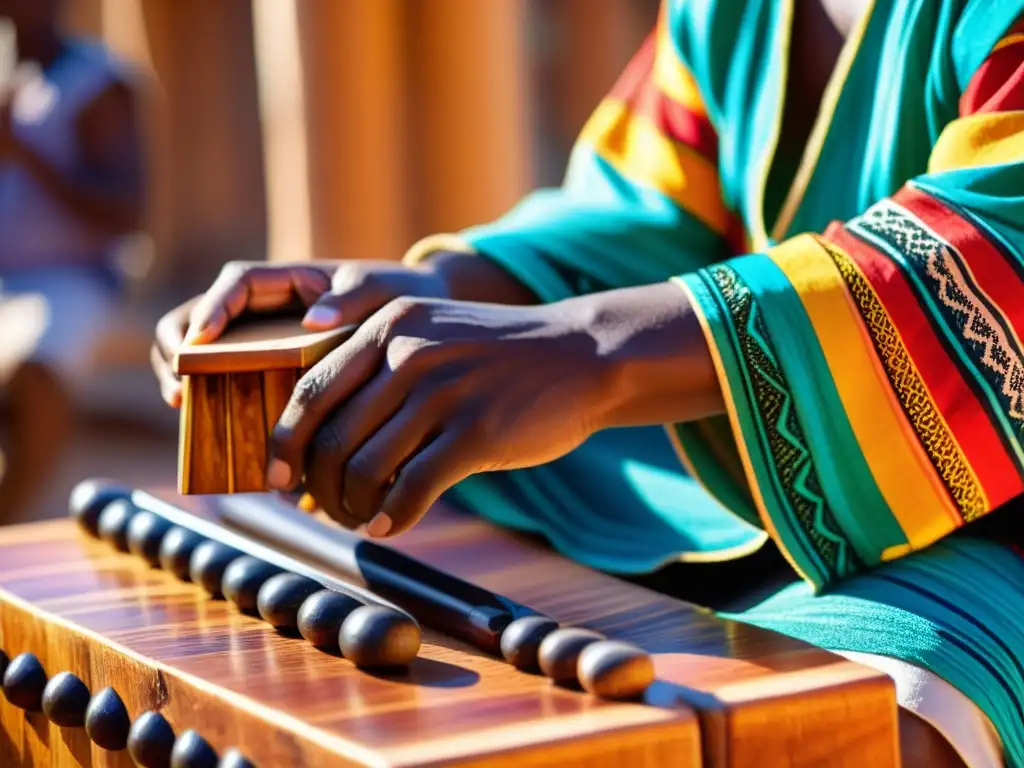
[0,0,659,523]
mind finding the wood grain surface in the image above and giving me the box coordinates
[261,369,298,438]
[227,372,269,493]
[0,492,904,767]
[179,375,230,495]
[173,319,351,375]
[177,368,300,496]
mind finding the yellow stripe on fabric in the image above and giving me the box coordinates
[402,233,475,266]
[581,99,728,234]
[652,11,705,116]
[769,235,962,547]
[928,111,1024,173]
[993,32,1024,52]
[816,236,988,524]
[671,276,813,584]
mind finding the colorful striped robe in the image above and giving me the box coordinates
[406,0,1024,761]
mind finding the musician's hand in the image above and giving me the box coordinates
[185,260,450,345]
[266,283,720,536]
[150,296,194,408]
[150,260,452,407]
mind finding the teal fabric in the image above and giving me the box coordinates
[726,536,1024,766]
[463,147,729,299]
[453,426,764,574]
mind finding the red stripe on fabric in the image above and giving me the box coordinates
[627,83,718,162]
[826,224,1024,507]
[605,29,717,162]
[894,186,1024,347]
[960,19,1024,115]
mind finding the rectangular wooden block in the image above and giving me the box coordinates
[179,368,298,495]
[175,318,349,495]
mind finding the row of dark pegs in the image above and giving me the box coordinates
[71,482,655,699]
[80,494,421,668]
[0,649,254,768]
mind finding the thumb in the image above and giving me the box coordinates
[300,292,347,331]
[301,275,390,330]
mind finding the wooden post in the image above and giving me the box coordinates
[293,0,410,262]
[61,0,104,37]
[137,0,267,293]
[405,0,534,240]
[550,0,644,144]
[252,0,312,263]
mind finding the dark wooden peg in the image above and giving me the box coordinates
[577,640,655,699]
[537,627,604,684]
[500,616,559,671]
[69,479,132,537]
[189,540,242,597]
[41,671,91,726]
[339,605,421,668]
[297,589,362,649]
[85,687,131,751]
[218,748,256,768]
[97,499,141,552]
[159,527,207,580]
[128,710,176,768]
[171,729,219,768]
[256,573,322,628]
[0,649,9,680]
[2,652,47,711]
[127,511,174,566]
[222,556,282,614]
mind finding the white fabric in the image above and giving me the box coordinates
[834,650,1004,768]
[0,267,116,383]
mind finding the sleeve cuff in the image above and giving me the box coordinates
[674,233,951,589]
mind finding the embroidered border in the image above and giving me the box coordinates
[818,235,987,522]
[850,200,1024,440]
[703,263,855,577]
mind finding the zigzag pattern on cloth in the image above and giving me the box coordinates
[704,264,856,578]
[850,200,1024,436]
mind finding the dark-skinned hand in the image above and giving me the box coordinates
[265,283,721,537]
[150,259,450,408]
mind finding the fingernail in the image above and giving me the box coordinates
[183,323,206,344]
[266,459,292,490]
[302,305,342,329]
[366,513,392,538]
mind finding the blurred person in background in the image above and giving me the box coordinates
[0,0,144,523]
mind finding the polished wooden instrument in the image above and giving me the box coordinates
[0,484,966,767]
